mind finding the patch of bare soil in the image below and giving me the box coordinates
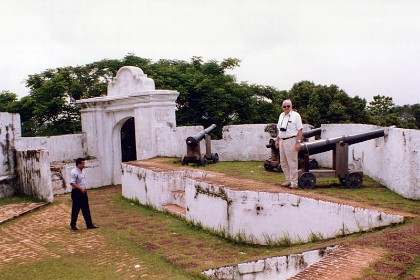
[362,276,389,280]
[354,233,384,246]
[383,240,420,255]
[386,253,415,265]
[374,262,406,277]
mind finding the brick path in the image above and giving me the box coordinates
[290,246,386,280]
[0,194,148,279]
[0,202,49,224]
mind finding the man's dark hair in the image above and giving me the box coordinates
[75,158,85,165]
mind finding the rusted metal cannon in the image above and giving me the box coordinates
[182,124,219,166]
[298,129,385,189]
[264,128,322,172]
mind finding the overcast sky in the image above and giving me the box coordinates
[1,0,419,105]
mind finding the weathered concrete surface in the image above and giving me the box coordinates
[121,161,405,245]
[202,245,340,280]
[15,150,53,202]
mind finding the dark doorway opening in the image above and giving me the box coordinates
[121,117,137,162]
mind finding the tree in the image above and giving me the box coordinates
[12,54,284,137]
[287,81,368,128]
[366,95,400,127]
[0,91,18,112]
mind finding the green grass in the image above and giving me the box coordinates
[0,194,42,206]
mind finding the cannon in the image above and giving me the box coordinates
[297,129,385,189]
[264,128,322,172]
[182,124,219,166]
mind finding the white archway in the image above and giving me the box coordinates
[77,66,179,186]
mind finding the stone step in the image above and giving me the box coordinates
[162,203,186,218]
[171,190,185,207]
[50,165,66,194]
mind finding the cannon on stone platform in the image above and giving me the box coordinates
[264,128,322,172]
[298,129,385,189]
[182,124,219,166]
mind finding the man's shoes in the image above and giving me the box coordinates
[281,182,291,187]
[289,184,299,189]
[71,226,79,231]
[87,224,99,229]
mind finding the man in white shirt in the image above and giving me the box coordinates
[275,99,303,188]
[69,158,98,230]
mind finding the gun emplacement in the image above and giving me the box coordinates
[182,124,219,166]
[298,129,385,189]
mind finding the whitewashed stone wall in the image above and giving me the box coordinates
[0,113,20,177]
[211,124,272,161]
[0,113,20,198]
[311,124,420,200]
[121,164,404,245]
[15,150,53,202]
[202,245,340,280]
[14,134,86,162]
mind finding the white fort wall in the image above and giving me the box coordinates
[1,111,419,201]
[121,163,404,245]
[310,124,419,200]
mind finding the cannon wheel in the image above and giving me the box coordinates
[344,172,363,188]
[212,153,219,163]
[264,160,270,170]
[201,158,208,166]
[181,157,187,166]
[309,159,319,169]
[299,172,316,189]
[277,163,283,173]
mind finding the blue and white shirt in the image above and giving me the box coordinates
[70,167,87,188]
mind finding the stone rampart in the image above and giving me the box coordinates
[121,163,404,245]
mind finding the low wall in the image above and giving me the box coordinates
[15,150,53,202]
[51,158,103,195]
[202,245,340,280]
[121,163,404,245]
[14,134,86,162]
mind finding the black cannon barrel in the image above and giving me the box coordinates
[302,128,322,139]
[186,124,217,147]
[299,129,385,156]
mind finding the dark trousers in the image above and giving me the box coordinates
[70,188,93,227]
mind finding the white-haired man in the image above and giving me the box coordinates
[275,99,303,188]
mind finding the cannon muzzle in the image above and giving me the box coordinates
[302,128,322,139]
[186,124,217,148]
[299,129,384,156]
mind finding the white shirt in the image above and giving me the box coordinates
[277,110,303,139]
[70,167,87,188]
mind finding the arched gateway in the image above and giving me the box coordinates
[77,66,179,184]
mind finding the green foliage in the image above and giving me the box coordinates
[0,91,18,112]
[1,54,418,136]
[395,103,420,129]
[287,81,369,128]
[366,95,400,127]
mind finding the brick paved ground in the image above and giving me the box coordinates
[0,186,418,279]
[0,192,149,279]
[290,246,387,280]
